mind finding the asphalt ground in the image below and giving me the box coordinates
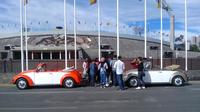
[0,81,200,112]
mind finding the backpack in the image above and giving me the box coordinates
[100,63,107,73]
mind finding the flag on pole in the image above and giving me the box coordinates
[157,0,161,8]
[106,22,110,26]
[24,0,29,5]
[90,0,97,5]
[156,0,172,11]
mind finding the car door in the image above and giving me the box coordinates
[34,72,53,85]
[51,72,64,85]
[146,70,169,83]
[143,71,152,83]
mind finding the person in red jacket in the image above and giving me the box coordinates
[130,58,139,69]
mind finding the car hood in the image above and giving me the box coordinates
[125,69,137,75]
[62,66,75,72]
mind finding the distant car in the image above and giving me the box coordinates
[124,64,189,87]
[12,63,82,90]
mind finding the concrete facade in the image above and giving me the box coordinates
[0,31,200,59]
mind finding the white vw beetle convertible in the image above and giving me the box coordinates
[124,63,189,87]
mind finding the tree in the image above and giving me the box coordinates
[190,45,200,52]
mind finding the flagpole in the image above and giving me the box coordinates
[24,0,28,70]
[184,0,188,71]
[144,0,147,58]
[64,0,68,68]
[20,0,24,72]
[98,0,101,61]
[74,0,77,69]
[117,0,119,57]
[160,0,163,70]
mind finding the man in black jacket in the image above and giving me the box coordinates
[136,57,146,89]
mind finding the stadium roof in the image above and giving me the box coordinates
[0,30,169,45]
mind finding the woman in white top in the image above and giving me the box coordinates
[82,58,89,79]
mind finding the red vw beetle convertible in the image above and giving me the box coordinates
[12,63,82,90]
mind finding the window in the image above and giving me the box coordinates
[13,51,33,60]
[70,51,75,59]
[52,52,59,59]
[1,52,8,60]
[28,52,32,59]
[150,46,159,50]
[43,52,50,59]
[13,51,21,60]
[33,52,41,59]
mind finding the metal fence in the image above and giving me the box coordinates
[0,58,200,73]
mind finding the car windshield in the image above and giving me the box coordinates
[36,63,47,72]
[143,60,152,70]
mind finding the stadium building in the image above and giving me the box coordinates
[0,30,200,61]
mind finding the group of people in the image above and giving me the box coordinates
[82,56,148,91]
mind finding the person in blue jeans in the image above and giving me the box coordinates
[89,59,97,87]
[98,57,108,88]
[136,57,146,89]
[110,56,118,86]
[114,56,125,91]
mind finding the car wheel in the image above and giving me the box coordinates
[16,78,28,90]
[128,77,138,87]
[172,76,184,86]
[63,78,75,88]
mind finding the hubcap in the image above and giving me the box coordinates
[129,78,138,87]
[18,80,27,89]
[65,79,73,88]
[174,77,183,86]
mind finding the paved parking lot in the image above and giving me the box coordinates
[0,81,200,112]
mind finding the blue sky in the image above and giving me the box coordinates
[0,0,200,40]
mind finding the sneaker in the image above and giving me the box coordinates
[135,87,141,90]
[120,89,125,91]
[142,86,146,89]
[117,88,125,91]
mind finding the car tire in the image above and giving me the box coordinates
[128,77,138,87]
[172,76,184,86]
[16,78,28,90]
[63,78,75,88]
